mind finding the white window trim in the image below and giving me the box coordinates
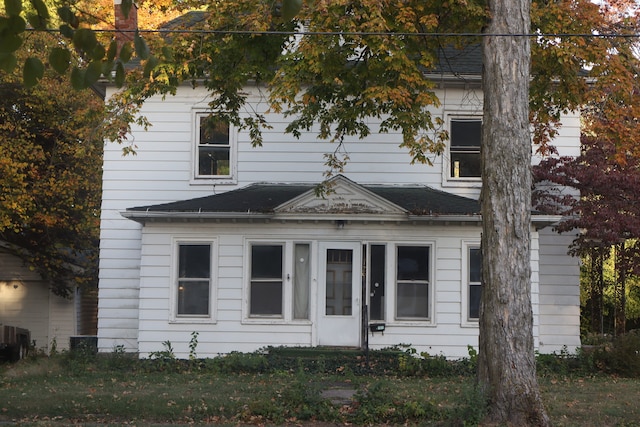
[442,113,482,188]
[461,240,481,327]
[390,242,436,326]
[190,109,238,185]
[242,239,290,324]
[169,237,218,324]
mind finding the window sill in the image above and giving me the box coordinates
[169,318,217,324]
[190,177,237,186]
[387,320,436,327]
[460,320,480,328]
[242,318,311,325]
[442,178,482,188]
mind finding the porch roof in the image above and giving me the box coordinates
[125,182,482,216]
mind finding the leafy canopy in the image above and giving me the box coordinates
[0,29,104,296]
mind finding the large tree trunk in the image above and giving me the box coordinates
[477,0,551,425]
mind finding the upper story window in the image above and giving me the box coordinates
[449,118,482,179]
[195,113,234,180]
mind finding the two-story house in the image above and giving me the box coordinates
[97,3,581,359]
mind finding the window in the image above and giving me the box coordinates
[369,244,386,321]
[293,243,310,320]
[249,244,284,316]
[450,118,481,178]
[468,247,482,320]
[396,246,430,319]
[177,244,211,316]
[196,114,231,178]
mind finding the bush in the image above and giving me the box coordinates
[590,331,640,377]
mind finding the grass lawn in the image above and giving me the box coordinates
[1,355,639,426]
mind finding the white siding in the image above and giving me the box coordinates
[537,229,581,353]
[0,252,76,353]
[99,83,582,357]
[130,221,547,360]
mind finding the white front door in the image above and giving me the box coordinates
[317,242,362,347]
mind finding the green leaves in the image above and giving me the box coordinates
[282,0,303,21]
[27,0,49,29]
[0,0,155,89]
[4,0,22,17]
[0,52,17,72]
[49,47,70,74]
[57,6,79,29]
[0,33,22,52]
[73,28,98,56]
[23,56,43,88]
[134,32,150,60]
[121,0,133,19]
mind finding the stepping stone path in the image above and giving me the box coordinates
[320,383,358,406]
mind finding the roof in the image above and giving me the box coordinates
[124,175,561,228]
[126,179,481,217]
[128,184,315,214]
[429,44,482,76]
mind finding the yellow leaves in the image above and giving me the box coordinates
[419,14,440,30]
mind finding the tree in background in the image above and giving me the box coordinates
[534,134,640,337]
[3,0,639,424]
[532,0,640,338]
[0,30,104,296]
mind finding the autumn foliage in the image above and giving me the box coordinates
[0,32,104,296]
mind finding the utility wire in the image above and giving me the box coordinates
[26,27,640,38]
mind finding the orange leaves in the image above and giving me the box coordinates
[0,33,103,296]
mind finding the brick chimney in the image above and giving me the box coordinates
[114,0,138,51]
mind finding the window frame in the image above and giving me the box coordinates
[170,238,218,323]
[393,243,434,322]
[246,241,286,320]
[443,114,483,187]
[192,110,237,185]
[367,243,387,322]
[461,241,482,327]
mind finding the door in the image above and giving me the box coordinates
[317,242,362,347]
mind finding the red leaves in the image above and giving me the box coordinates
[533,134,640,253]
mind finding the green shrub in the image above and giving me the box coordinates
[349,380,440,424]
[590,331,640,377]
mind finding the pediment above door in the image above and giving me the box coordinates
[275,175,407,215]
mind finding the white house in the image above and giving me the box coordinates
[97,4,581,359]
[0,247,81,354]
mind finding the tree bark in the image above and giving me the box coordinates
[478,0,551,425]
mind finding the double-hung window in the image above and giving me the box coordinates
[396,245,430,320]
[177,244,211,317]
[450,118,482,179]
[196,114,232,178]
[249,244,284,316]
[468,246,482,321]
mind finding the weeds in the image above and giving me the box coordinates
[4,344,640,426]
[188,331,199,361]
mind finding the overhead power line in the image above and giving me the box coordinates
[27,27,640,38]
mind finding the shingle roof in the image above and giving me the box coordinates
[128,184,313,214]
[429,44,483,75]
[127,182,481,216]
